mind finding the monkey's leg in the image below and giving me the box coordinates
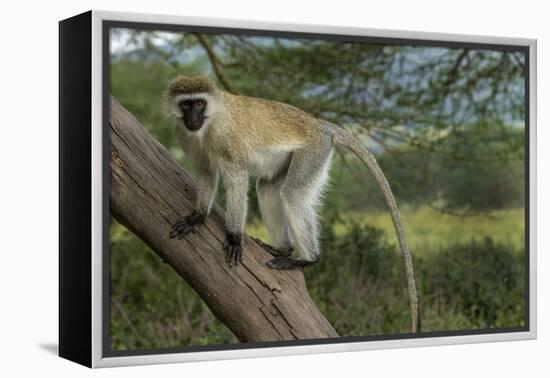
[255,177,293,257]
[170,171,218,239]
[251,237,293,258]
[220,170,249,266]
[267,141,333,270]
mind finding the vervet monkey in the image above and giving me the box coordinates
[166,75,420,332]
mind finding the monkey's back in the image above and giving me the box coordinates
[223,92,324,149]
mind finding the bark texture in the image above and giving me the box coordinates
[109,95,338,342]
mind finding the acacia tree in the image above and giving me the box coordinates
[111,30,526,212]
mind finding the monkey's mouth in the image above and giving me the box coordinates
[181,116,208,131]
[178,116,208,120]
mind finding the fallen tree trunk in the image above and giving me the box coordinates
[109,95,338,342]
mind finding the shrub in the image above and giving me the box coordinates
[305,212,525,335]
[420,237,525,328]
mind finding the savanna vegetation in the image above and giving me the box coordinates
[109,28,527,350]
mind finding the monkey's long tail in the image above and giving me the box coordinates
[332,126,421,333]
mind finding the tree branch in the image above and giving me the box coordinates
[194,33,238,94]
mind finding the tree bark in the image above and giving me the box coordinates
[109,95,338,342]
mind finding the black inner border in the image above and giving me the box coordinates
[102,19,531,358]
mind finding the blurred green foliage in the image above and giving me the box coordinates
[108,28,526,351]
[110,221,238,349]
[110,210,524,350]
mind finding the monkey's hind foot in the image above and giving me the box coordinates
[266,257,318,270]
[223,232,243,267]
[169,210,206,239]
[251,237,293,258]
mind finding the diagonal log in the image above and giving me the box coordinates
[109,95,338,342]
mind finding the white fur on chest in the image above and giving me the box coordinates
[247,146,295,180]
[176,122,207,144]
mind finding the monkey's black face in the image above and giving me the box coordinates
[178,99,207,131]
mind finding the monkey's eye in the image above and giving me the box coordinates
[195,100,206,108]
[180,100,193,108]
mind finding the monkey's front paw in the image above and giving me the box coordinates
[223,232,243,266]
[169,210,206,239]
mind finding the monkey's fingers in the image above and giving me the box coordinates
[169,222,196,239]
[266,257,286,270]
[233,245,242,266]
[266,257,310,270]
[169,221,187,238]
[173,218,187,227]
[228,248,234,266]
[176,226,198,239]
[251,237,292,257]
[169,227,181,238]
[169,224,187,238]
[222,243,242,267]
[230,247,237,266]
[170,212,207,239]
[223,242,232,265]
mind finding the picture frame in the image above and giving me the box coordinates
[59,10,537,368]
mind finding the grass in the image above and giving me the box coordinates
[246,206,525,257]
[346,206,524,255]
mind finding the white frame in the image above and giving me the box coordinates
[90,10,537,368]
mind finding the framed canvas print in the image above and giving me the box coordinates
[59,10,537,368]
